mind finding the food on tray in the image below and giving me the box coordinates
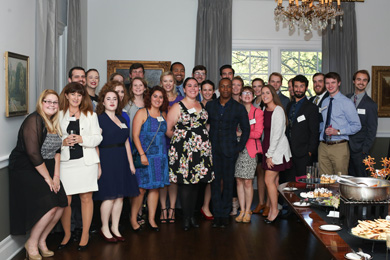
[300,188,333,199]
[320,174,337,184]
[351,219,390,240]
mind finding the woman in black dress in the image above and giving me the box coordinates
[9,89,67,260]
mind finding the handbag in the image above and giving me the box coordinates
[132,118,162,168]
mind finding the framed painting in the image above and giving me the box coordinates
[107,60,171,88]
[372,66,390,117]
[5,51,29,117]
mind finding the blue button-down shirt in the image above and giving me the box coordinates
[319,91,361,141]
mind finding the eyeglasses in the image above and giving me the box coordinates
[194,72,206,76]
[43,100,59,106]
[242,92,253,96]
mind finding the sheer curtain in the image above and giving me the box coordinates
[66,0,82,73]
[195,0,232,85]
[322,2,357,94]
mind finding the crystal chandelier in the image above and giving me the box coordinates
[274,0,344,35]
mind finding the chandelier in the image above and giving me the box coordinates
[274,0,344,34]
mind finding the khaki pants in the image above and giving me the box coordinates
[318,141,350,175]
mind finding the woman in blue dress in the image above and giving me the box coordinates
[131,86,170,231]
[94,88,139,242]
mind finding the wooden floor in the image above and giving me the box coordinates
[13,210,333,260]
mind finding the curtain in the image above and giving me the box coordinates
[66,0,82,73]
[322,2,357,94]
[36,0,57,95]
[195,0,232,85]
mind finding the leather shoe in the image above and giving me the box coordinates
[212,217,220,228]
[183,217,191,231]
[77,241,89,251]
[264,211,281,224]
[220,217,229,228]
[132,225,142,232]
[148,223,159,232]
[190,217,199,228]
[99,229,117,243]
[111,232,125,242]
[252,204,266,214]
[57,239,72,250]
[262,206,270,217]
[200,208,214,220]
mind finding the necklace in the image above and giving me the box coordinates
[70,109,79,117]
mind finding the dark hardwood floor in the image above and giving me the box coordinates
[13,210,333,260]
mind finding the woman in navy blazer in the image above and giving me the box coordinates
[58,82,102,250]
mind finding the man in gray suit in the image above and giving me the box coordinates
[347,70,378,177]
[269,72,289,109]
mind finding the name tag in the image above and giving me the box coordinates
[297,115,306,123]
[157,116,165,122]
[69,117,76,121]
[319,106,327,113]
[120,123,128,129]
[357,108,366,115]
[188,107,196,114]
[249,119,256,125]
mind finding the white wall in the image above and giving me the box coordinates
[0,0,36,168]
[356,0,390,137]
[86,0,198,88]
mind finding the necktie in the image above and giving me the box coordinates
[288,103,296,138]
[314,96,320,105]
[354,95,357,107]
[323,97,334,141]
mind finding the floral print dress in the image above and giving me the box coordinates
[169,102,214,184]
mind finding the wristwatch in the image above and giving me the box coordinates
[337,130,341,135]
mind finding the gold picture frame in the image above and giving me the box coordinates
[5,51,29,117]
[107,60,171,88]
[372,66,390,117]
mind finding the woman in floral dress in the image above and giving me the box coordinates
[166,77,214,231]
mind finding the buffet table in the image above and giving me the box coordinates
[278,182,387,259]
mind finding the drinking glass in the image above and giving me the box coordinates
[69,130,75,150]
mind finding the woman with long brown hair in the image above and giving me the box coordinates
[9,89,67,259]
[58,82,102,250]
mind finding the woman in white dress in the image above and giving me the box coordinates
[58,82,102,250]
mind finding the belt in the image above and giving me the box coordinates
[321,140,347,146]
[99,143,125,149]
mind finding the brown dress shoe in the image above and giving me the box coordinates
[262,206,270,217]
[252,204,266,214]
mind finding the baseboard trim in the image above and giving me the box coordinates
[0,235,27,260]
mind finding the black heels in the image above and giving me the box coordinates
[148,223,160,232]
[264,211,281,224]
[57,239,72,250]
[77,241,89,251]
[183,217,199,231]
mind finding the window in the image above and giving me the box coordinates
[232,50,270,86]
[281,50,322,97]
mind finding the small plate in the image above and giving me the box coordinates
[283,187,298,191]
[344,253,363,260]
[319,224,342,232]
[293,201,310,207]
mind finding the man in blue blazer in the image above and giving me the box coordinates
[347,70,378,177]
[206,78,250,227]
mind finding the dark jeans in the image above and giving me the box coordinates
[211,150,238,218]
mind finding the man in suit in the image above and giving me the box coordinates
[206,78,250,227]
[269,72,289,109]
[318,72,361,175]
[171,62,186,96]
[309,73,329,107]
[347,70,378,177]
[286,75,319,180]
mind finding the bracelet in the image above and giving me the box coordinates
[140,154,145,156]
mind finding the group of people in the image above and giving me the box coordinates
[9,61,378,260]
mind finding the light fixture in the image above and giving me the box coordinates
[274,0,344,35]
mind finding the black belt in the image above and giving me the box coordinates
[99,143,125,149]
[321,140,347,146]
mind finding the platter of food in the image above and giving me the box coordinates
[350,219,390,241]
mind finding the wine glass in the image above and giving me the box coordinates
[69,130,75,150]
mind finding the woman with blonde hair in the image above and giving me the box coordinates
[9,89,67,259]
[58,82,102,250]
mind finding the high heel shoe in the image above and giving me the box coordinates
[25,243,42,260]
[243,211,252,223]
[112,233,125,242]
[235,211,245,223]
[252,204,266,214]
[264,211,280,224]
[132,225,142,232]
[57,238,71,250]
[148,223,160,232]
[168,208,176,223]
[200,208,214,220]
[38,247,54,257]
[160,208,168,224]
[99,229,117,243]
[77,241,89,251]
[262,206,270,217]
[230,198,239,216]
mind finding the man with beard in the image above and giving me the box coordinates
[171,62,185,96]
[68,66,86,86]
[206,78,249,228]
[346,70,378,177]
[286,75,319,180]
[309,73,329,107]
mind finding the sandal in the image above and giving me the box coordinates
[160,208,168,224]
[168,208,175,223]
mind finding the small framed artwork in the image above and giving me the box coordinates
[372,66,390,117]
[107,60,171,88]
[5,51,29,117]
